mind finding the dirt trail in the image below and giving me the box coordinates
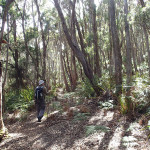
[0,90,149,150]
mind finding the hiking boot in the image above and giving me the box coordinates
[38,118,41,122]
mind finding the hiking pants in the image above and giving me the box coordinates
[36,100,45,120]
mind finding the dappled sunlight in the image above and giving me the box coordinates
[65,132,105,150]
[32,138,48,149]
[0,0,150,149]
[121,122,149,150]
[89,109,114,125]
[108,125,124,150]
[122,136,139,148]
[0,132,26,148]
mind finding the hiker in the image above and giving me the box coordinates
[35,80,49,122]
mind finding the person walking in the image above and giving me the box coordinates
[35,80,49,122]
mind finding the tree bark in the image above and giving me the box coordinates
[2,13,9,89]
[109,0,122,95]
[90,0,101,77]
[124,0,132,85]
[69,0,87,57]
[59,44,70,92]
[108,7,114,79]
[2,13,10,113]
[140,0,150,77]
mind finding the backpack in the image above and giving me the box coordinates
[35,86,44,101]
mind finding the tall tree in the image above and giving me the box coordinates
[124,0,132,85]
[109,0,122,95]
[0,0,15,138]
[139,0,150,77]
[53,0,103,95]
[90,0,101,77]
[13,15,20,90]
[32,0,40,84]
[34,0,47,80]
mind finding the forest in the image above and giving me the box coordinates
[0,0,150,149]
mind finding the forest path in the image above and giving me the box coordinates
[0,89,149,150]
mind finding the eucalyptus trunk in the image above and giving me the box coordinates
[90,0,101,77]
[54,0,103,95]
[109,0,122,95]
[140,0,150,77]
[124,0,132,85]
[60,45,70,92]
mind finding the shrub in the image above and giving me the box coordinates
[5,87,34,113]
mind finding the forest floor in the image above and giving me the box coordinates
[0,89,150,150]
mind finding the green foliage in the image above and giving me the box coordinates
[132,77,150,112]
[119,95,128,114]
[79,74,113,98]
[20,88,34,102]
[73,113,90,122]
[80,78,95,98]
[86,33,94,47]
[129,1,150,27]
[97,74,115,91]
[85,125,110,136]
[119,75,150,114]
[0,0,6,7]
[26,27,39,42]
[5,88,34,112]
[63,92,77,99]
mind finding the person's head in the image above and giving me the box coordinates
[39,80,44,86]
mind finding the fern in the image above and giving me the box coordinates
[85,125,110,136]
[73,113,90,121]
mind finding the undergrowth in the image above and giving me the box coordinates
[85,125,110,136]
[5,87,34,113]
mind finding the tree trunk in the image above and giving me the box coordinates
[108,8,114,79]
[53,0,103,95]
[130,34,138,72]
[34,0,47,80]
[12,16,20,90]
[32,0,39,84]
[2,13,10,113]
[0,0,15,138]
[130,27,138,72]
[124,0,132,85]
[2,13,9,89]
[21,0,29,72]
[60,44,70,92]
[90,0,101,77]
[140,0,150,77]
[70,1,77,91]
[109,0,122,95]
[69,0,87,57]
